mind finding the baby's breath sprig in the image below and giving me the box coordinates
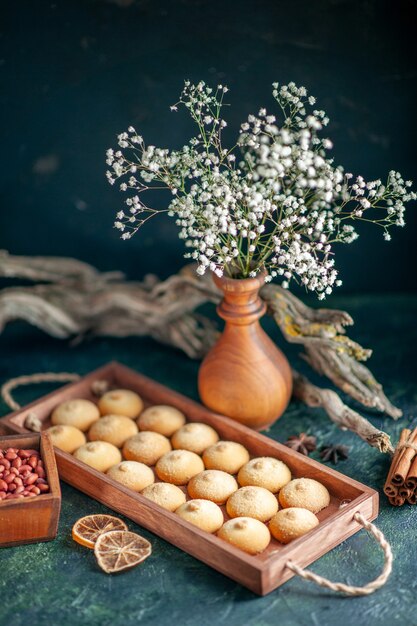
[106,80,416,298]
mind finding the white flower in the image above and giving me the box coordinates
[107,80,416,298]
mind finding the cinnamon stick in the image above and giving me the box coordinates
[384,429,410,498]
[392,428,417,485]
[405,454,417,490]
[383,428,417,506]
[407,491,417,505]
[398,486,413,500]
[384,484,397,497]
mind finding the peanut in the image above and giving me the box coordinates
[0,447,49,503]
[18,449,31,459]
[28,456,38,469]
[35,465,45,478]
[12,457,22,469]
[25,473,38,486]
[23,449,38,456]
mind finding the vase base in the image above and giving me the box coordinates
[198,272,292,430]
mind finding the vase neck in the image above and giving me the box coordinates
[213,273,266,325]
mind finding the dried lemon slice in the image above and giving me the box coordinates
[72,514,128,549]
[94,530,152,574]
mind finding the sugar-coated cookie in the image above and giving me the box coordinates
[122,431,171,466]
[73,441,122,472]
[269,507,319,543]
[141,482,186,512]
[47,424,86,454]
[98,389,143,419]
[171,423,219,455]
[175,499,224,533]
[278,478,330,513]
[226,486,278,522]
[187,470,238,504]
[218,517,271,554]
[106,460,154,491]
[88,414,138,448]
[238,457,291,493]
[202,441,250,474]
[51,399,100,432]
[155,450,205,485]
[137,405,186,437]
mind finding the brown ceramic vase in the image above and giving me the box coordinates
[198,272,292,430]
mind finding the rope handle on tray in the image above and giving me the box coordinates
[1,372,81,410]
[286,512,393,596]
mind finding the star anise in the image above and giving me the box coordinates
[284,432,317,456]
[319,444,349,465]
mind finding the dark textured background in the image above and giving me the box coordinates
[0,0,416,292]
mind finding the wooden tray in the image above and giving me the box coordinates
[0,432,61,547]
[0,362,378,595]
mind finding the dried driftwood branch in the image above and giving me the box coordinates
[0,251,219,358]
[262,284,401,420]
[292,371,394,454]
[0,251,397,452]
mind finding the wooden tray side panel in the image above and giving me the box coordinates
[40,432,62,541]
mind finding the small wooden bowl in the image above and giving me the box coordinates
[0,432,61,547]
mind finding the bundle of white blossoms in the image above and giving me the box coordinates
[106,81,415,298]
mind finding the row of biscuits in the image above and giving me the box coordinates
[46,389,331,554]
